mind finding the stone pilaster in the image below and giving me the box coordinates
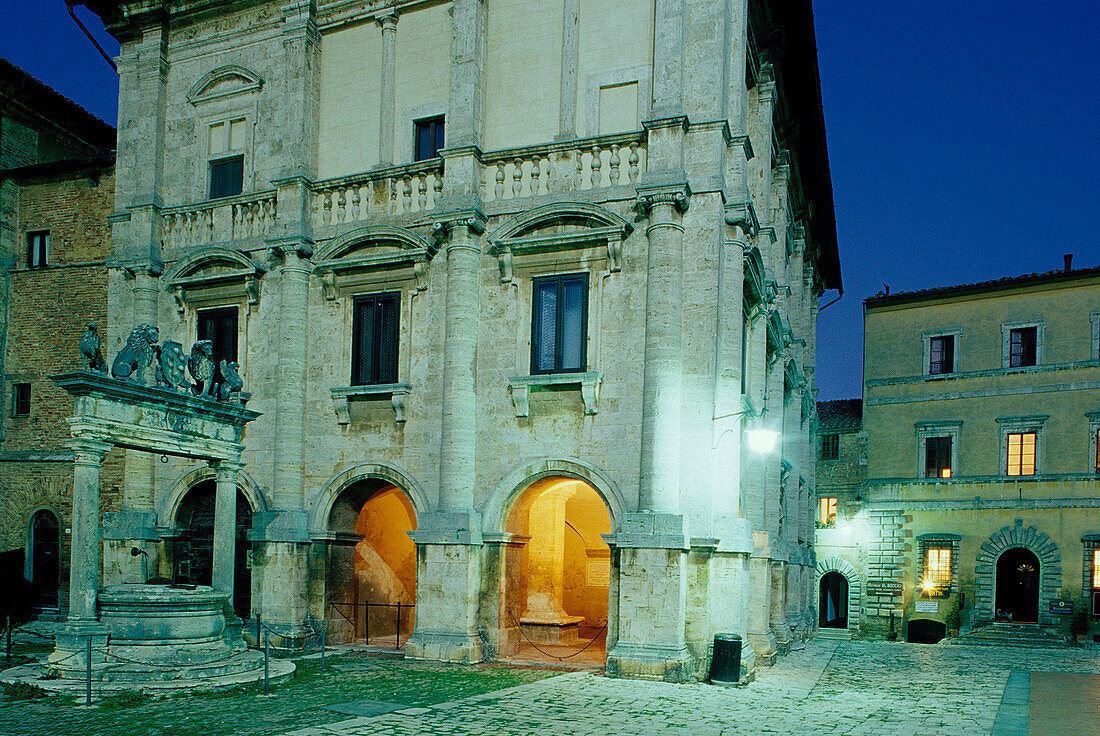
[557,0,579,139]
[650,0,685,117]
[377,11,398,166]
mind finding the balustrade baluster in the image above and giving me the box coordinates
[495,162,506,200]
[590,146,602,188]
[402,175,413,212]
[609,144,621,185]
[628,143,641,184]
[350,187,361,221]
[432,170,443,208]
[417,175,428,211]
[531,155,542,196]
[512,158,523,198]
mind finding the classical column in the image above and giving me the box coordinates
[211,460,244,609]
[67,438,113,621]
[637,190,688,515]
[273,248,310,511]
[377,11,398,165]
[405,217,486,664]
[605,187,693,682]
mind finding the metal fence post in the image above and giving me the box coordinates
[256,613,262,648]
[6,616,11,668]
[395,603,401,650]
[263,629,270,695]
[85,635,92,707]
[364,603,370,646]
[320,620,326,674]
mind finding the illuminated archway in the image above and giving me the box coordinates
[500,476,612,665]
[324,479,417,646]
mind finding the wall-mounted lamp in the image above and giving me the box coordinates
[744,427,781,454]
[130,546,150,584]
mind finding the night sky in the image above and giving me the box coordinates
[3,1,1098,400]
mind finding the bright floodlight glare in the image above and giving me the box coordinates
[744,427,780,454]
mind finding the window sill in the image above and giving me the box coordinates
[330,383,411,424]
[923,372,958,381]
[507,372,601,417]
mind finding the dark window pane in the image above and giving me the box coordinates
[534,282,558,372]
[822,434,840,461]
[13,383,30,416]
[198,307,239,387]
[413,116,445,161]
[352,293,400,385]
[560,278,585,371]
[27,231,48,268]
[210,156,244,199]
[1010,327,1037,367]
[925,436,952,478]
[930,335,954,374]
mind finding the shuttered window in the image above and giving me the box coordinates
[352,293,400,385]
[531,274,587,374]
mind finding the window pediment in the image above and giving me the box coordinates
[313,226,436,297]
[188,65,264,105]
[164,247,266,314]
[486,203,633,282]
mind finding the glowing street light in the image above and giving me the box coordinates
[744,427,781,454]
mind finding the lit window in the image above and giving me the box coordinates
[821,434,840,461]
[1095,427,1100,474]
[352,292,400,386]
[817,497,837,528]
[413,115,445,161]
[929,335,954,375]
[1092,549,1100,590]
[531,273,587,374]
[27,231,48,268]
[926,547,951,588]
[1006,432,1037,476]
[1009,327,1037,367]
[12,383,30,417]
[924,436,952,478]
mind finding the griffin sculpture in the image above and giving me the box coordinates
[188,340,217,397]
[79,323,107,373]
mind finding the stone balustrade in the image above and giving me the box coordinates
[312,160,445,227]
[481,132,647,203]
[162,191,277,249]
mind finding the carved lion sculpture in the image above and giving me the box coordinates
[188,340,216,397]
[218,360,250,404]
[111,324,160,384]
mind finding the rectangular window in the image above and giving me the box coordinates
[1009,326,1038,367]
[821,433,840,461]
[197,307,239,389]
[413,116,445,161]
[209,155,244,199]
[817,497,837,528]
[1096,427,1100,474]
[924,436,952,478]
[929,335,954,374]
[1006,431,1037,476]
[352,292,399,386]
[1092,549,1100,590]
[27,231,48,268]
[12,383,30,417]
[926,547,951,588]
[531,273,588,374]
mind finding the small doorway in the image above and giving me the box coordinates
[29,510,60,609]
[174,481,254,619]
[995,547,1040,623]
[819,571,848,629]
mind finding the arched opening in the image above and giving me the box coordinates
[501,476,612,666]
[29,510,60,610]
[173,481,254,619]
[819,571,848,629]
[995,547,1040,623]
[324,479,417,647]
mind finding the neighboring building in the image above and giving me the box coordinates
[815,263,1100,642]
[82,0,841,681]
[0,58,118,617]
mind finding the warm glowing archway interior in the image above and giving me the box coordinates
[502,476,612,664]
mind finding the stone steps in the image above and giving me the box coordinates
[816,628,853,640]
[952,624,1070,648]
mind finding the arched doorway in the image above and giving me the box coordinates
[29,510,59,609]
[995,547,1040,623]
[502,476,612,665]
[324,479,417,647]
[174,481,253,619]
[819,571,848,629]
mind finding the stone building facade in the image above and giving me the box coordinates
[0,59,119,616]
[815,264,1100,642]
[84,0,841,681]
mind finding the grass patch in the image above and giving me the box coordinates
[98,690,150,709]
[1,682,49,700]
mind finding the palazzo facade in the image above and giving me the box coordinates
[84,0,841,681]
[815,264,1100,643]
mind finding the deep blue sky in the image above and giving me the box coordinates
[3,1,1098,400]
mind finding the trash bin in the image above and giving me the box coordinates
[708,633,741,686]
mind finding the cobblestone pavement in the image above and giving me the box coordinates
[280,640,1100,736]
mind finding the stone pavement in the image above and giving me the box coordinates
[281,640,1100,736]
